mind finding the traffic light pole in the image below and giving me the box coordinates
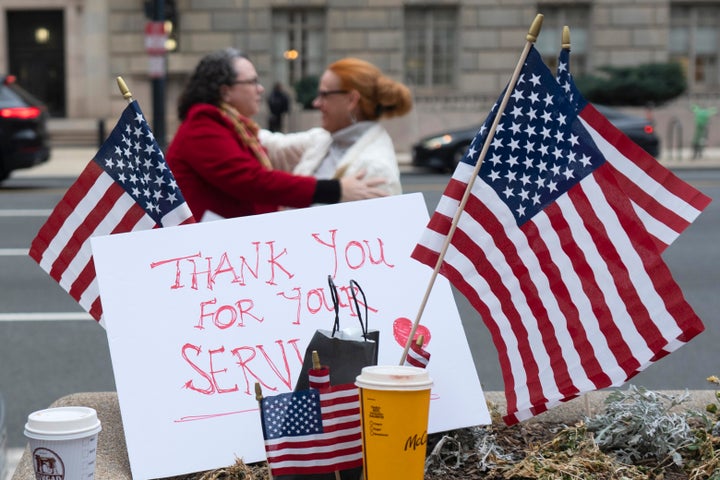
[151,0,166,150]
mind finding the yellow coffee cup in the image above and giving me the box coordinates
[355,365,433,480]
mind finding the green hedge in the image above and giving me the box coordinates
[574,62,686,106]
[293,75,319,110]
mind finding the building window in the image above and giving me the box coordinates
[271,9,326,89]
[6,10,66,116]
[536,5,590,76]
[670,4,720,91]
[404,7,457,88]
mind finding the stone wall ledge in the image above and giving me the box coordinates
[11,390,717,480]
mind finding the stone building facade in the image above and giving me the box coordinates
[1,0,718,152]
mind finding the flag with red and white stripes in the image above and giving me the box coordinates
[556,47,711,252]
[260,366,363,476]
[411,46,705,424]
[404,340,431,369]
[28,100,195,323]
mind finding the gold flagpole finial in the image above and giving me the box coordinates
[312,350,321,370]
[116,76,133,102]
[254,382,263,401]
[526,13,544,43]
[562,25,571,50]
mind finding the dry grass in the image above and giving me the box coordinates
[165,384,720,480]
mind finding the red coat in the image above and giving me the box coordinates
[166,103,317,219]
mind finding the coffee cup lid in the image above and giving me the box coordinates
[355,365,433,391]
[24,406,101,440]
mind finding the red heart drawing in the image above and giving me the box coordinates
[392,317,431,348]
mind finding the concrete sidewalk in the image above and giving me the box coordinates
[9,145,720,180]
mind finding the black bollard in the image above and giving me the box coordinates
[97,118,106,148]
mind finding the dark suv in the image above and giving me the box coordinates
[412,104,661,172]
[0,74,50,181]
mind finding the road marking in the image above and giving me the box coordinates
[0,249,28,256]
[0,209,51,217]
[0,312,93,322]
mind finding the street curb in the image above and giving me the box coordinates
[7,147,720,181]
[9,389,717,480]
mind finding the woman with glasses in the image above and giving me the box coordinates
[165,48,387,220]
[260,57,413,197]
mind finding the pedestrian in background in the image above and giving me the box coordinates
[260,57,413,197]
[267,82,290,132]
[165,48,388,221]
[691,103,717,159]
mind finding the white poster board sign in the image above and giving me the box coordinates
[91,193,489,480]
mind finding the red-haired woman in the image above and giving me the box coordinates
[261,57,413,199]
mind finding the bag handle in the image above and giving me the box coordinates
[328,275,342,336]
[349,279,370,340]
[328,275,370,340]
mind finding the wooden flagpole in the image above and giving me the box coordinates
[399,13,545,365]
[310,351,343,480]
[311,352,343,480]
[562,24,591,418]
[255,382,274,480]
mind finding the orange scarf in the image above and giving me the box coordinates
[218,103,272,170]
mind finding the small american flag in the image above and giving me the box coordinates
[404,340,431,369]
[412,46,705,424]
[29,100,195,323]
[260,366,363,476]
[556,47,711,252]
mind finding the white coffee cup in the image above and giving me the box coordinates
[24,406,102,480]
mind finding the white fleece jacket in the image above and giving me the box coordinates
[259,123,402,196]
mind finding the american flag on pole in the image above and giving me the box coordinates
[260,365,363,476]
[29,100,195,323]
[411,46,705,424]
[556,47,711,253]
[404,338,431,369]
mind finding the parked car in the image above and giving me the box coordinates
[0,74,50,181]
[593,104,660,157]
[411,104,660,172]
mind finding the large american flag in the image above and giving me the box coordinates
[260,365,363,476]
[556,47,711,252]
[411,46,705,424]
[29,101,195,323]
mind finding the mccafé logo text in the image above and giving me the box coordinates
[404,431,428,451]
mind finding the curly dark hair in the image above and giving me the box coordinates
[177,48,248,120]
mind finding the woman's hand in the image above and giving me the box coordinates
[339,171,389,202]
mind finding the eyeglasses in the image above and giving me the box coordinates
[315,89,349,99]
[232,77,260,86]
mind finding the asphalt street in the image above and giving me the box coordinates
[3,146,719,480]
